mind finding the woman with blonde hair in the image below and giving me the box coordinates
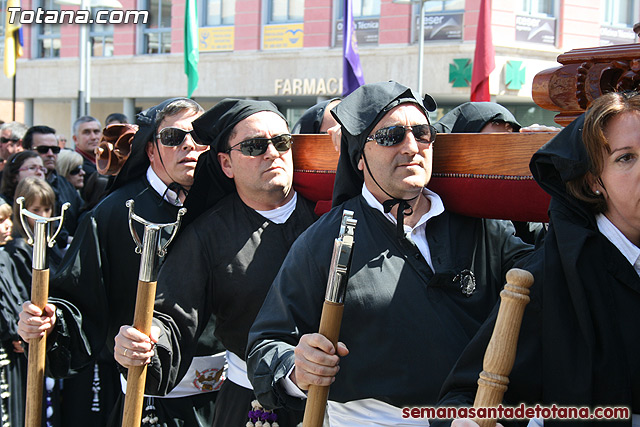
[0,201,12,246]
[56,149,85,191]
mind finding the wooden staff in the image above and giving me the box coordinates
[303,210,357,427]
[121,200,186,427]
[473,268,534,427]
[17,197,70,427]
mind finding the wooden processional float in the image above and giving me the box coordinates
[93,36,640,426]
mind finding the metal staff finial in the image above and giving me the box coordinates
[16,197,71,270]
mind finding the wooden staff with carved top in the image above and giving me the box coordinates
[472,268,534,427]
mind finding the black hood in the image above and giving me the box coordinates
[292,98,341,134]
[433,102,521,133]
[529,114,595,228]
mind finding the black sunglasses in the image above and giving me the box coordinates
[69,165,83,175]
[156,127,207,147]
[227,134,293,156]
[35,145,61,154]
[366,124,437,147]
[0,137,19,144]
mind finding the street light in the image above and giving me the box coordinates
[393,0,426,96]
[56,0,123,116]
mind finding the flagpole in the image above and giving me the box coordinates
[12,72,16,121]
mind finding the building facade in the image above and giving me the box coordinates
[0,0,638,137]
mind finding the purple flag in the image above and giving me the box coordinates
[343,0,365,96]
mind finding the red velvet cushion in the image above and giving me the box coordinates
[293,171,550,221]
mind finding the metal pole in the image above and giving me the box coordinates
[418,0,425,96]
[78,0,88,117]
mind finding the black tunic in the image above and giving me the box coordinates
[436,114,640,426]
[147,192,317,426]
[246,195,532,412]
[45,176,223,427]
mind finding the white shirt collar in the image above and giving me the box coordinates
[146,166,182,207]
[361,183,445,232]
[254,191,298,224]
[596,213,640,277]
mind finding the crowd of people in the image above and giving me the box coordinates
[0,83,636,427]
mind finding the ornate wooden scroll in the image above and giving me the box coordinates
[533,43,640,126]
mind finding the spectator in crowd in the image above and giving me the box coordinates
[57,134,67,150]
[23,125,83,237]
[56,149,85,192]
[0,121,27,176]
[0,201,11,246]
[105,113,128,126]
[0,151,46,205]
[73,116,109,208]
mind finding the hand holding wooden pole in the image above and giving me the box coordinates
[121,200,185,427]
[303,211,357,427]
[473,268,534,427]
[17,197,70,427]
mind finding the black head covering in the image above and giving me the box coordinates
[433,102,521,133]
[108,97,186,194]
[292,98,341,134]
[331,81,436,239]
[183,99,287,227]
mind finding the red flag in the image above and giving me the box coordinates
[471,0,495,102]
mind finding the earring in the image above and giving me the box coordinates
[595,190,601,196]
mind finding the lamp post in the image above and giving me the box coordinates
[393,0,426,96]
[56,0,123,116]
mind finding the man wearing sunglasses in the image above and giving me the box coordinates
[17,99,224,427]
[23,125,83,237]
[246,81,533,426]
[113,99,317,427]
[0,121,27,175]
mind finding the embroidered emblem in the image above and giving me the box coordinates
[193,367,224,392]
[454,269,476,297]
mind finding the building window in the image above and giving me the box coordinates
[338,0,381,18]
[602,0,636,27]
[204,0,236,26]
[269,0,304,23]
[520,0,555,17]
[36,0,61,58]
[423,0,464,13]
[90,7,114,56]
[142,0,171,54]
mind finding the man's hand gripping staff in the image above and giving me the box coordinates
[302,210,357,427]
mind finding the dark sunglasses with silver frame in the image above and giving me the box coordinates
[226,133,293,156]
[366,124,437,147]
[156,127,208,147]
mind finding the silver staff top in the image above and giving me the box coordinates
[126,199,186,283]
[16,197,70,271]
[324,210,357,304]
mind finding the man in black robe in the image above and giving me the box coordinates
[17,98,222,426]
[113,99,318,427]
[245,81,533,426]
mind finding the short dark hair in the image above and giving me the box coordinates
[154,99,203,132]
[22,125,57,150]
[105,113,128,126]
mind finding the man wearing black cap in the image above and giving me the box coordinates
[113,98,317,427]
[245,81,533,425]
[17,98,221,426]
